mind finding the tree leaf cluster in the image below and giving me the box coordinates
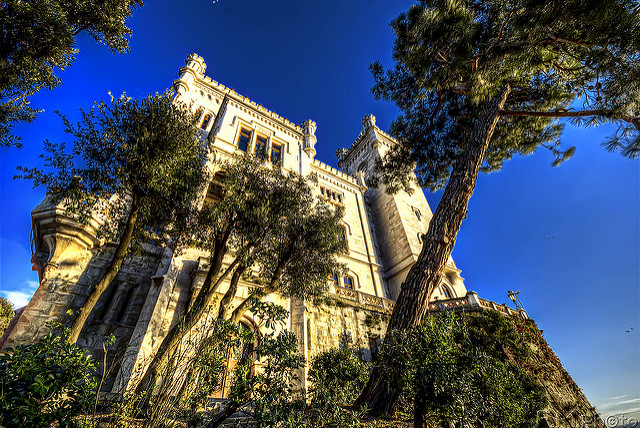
[134,154,346,405]
[196,153,347,311]
[380,312,547,428]
[370,0,640,192]
[0,329,98,427]
[17,91,208,254]
[0,0,143,147]
[0,297,14,334]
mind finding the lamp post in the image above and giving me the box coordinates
[508,290,527,313]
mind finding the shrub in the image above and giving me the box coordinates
[0,331,98,427]
[308,347,369,406]
[381,312,547,428]
[0,297,14,334]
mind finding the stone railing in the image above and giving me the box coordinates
[333,287,395,313]
[331,288,527,320]
[426,292,529,320]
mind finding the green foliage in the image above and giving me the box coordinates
[381,312,547,427]
[308,348,370,406]
[0,296,14,334]
[251,331,306,427]
[18,91,207,254]
[0,330,98,427]
[369,0,640,192]
[197,302,306,428]
[0,0,143,147]
[199,154,347,304]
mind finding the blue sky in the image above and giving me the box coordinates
[0,0,638,422]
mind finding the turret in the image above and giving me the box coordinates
[173,53,207,96]
[302,119,317,158]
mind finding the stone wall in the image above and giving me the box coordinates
[306,296,390,363]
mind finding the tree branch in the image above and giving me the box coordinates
[499,108,640,131]
[545,31,593,47]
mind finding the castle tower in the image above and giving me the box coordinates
[337,115,465,300]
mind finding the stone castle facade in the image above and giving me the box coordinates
[2,54,524,394]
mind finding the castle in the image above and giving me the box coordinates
[0,54,538,395]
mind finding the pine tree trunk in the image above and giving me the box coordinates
[67,195,140,344]
[356,85,511,415]
[133,233,235,396]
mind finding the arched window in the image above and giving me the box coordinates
[329,273,339,287]
[341,226,349,254]
[343,276,354,289]
[412,206,422,221]
[441,284,454,299]
[200,113,212,130]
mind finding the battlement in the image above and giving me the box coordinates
[337,114,398,167]
[311,159,359,186]
[177,54,303,134]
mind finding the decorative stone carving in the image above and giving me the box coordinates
[362,114,376,128]
[302,119,317,157]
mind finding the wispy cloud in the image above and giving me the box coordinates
[617,398,640,406]
[0,280,38,308]
[611,395,628,401]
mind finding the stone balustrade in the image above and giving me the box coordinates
[333,287,395,313]
[427,291,529,320]
[331,288,527,320]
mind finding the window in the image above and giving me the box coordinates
[254,134,268,157]
[319,186,344,205]
[341,226,349,254]
[271,143,283,164]
[441,284,453,299]
[237,128,252,151]
[329,274,339,287]
[205,171,226,204]
[412,206,422,221]
[343,276,354,289]
[200,113,212,130]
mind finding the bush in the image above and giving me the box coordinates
[308,347,369,406]
[0,297,14,334]
[381,312,547,428]
[0,331,98,427]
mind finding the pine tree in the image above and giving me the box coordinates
[358,0,640,414]
[0,0,142,148]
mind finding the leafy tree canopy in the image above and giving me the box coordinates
[0,328,98,427]
[134,154,346,397]
[371,0,640,192]
[358,1,640,412]
[18,91,207,252]
[17,91,208,343]
[0,0,143,147]
[0,297,14,334]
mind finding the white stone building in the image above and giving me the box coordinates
[3,54,519,395]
